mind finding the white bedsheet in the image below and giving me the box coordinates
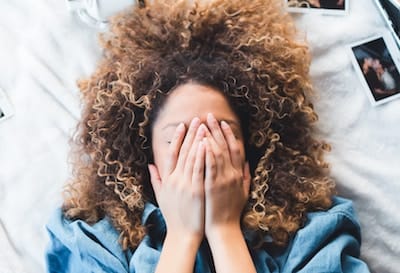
[0,1,398,273]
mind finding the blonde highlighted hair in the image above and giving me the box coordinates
[64,0,335,250]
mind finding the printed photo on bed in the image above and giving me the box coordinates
[0,87,14,123]
[375,0,400,47]
[286,0,348,15]
[349,34,400,106]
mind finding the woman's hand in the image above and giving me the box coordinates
[148,117,206,244]
[149,114,255,273]
[202,113,256,273]
[203,113,251,236]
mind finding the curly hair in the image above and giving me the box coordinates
[63,0,336,250]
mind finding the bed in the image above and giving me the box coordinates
[0,0,398,272]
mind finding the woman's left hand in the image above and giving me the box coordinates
[203,113,251,236]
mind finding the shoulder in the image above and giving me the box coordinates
[279,196,370,273]
[45,208,130,273]
[293,196,362,250]
[46,207,122,250]
[307,196,361,233]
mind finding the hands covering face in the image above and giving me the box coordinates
[148,113,251,242]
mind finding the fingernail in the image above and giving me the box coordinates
[221,120,229,129]
[197,124,205,135]
[191,117,200,126]
[177,123,185,132]
[207,113,214,121]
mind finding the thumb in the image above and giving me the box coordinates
[243,162,251,195]
[148,164,162,200]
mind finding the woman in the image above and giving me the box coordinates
[306,0,344,9]
[372,59,396,91]
[45,0,370,272]
[362,57,398,100]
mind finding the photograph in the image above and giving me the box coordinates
[375,0,400,47]
[350,35,400,105]
[286,0,348,14]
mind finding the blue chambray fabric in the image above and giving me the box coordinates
[45,197,370,273]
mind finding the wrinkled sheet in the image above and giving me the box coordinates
[0,1,398,273]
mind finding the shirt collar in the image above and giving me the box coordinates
[141,202,159,225]
[141,202,167,237]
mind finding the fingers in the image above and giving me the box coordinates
[163,115,245,192]
[203,114,227,173]
[206,113,229,154]
[184,124,206,182]
[148,164,161,200]
[165,122,186,174]
[220,120,242,169]
[204,138,216,189]
[192,139,206,191]
[176,117,201,170]
[243,161,251,195]
[206,113,244,170]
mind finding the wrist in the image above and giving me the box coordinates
[165,230,203,250]
[206,226,256,273]
[156,231,203,273]
[206,223,243,246]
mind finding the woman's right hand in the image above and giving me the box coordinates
[148,117,206,244]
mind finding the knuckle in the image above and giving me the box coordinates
[196,159,204,170]
[213,149,223,160]
[230,143,240,154]
[208,159,217,170]
[227,170,241,184]
[193,165,202,175]
[221,143,229,152]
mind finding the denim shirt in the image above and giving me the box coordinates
[45,197,370,273]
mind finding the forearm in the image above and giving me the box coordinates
[155,233,200,273]
[207,225,257,273]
